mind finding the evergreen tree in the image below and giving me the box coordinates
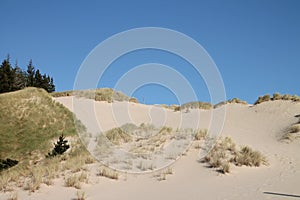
[47,134,70,157]
[0,57,14,93]
[26,59,35,87]
[13,61,26,90]
[34,69,42,87]
[0,56,56,94]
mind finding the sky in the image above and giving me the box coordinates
[0,0,300,105]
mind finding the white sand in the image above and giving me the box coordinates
[2,97,300,200]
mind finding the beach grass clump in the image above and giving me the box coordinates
[203,137,267,174]
[180,101,213,110]
[214,98,248,108]
[254,94,271,105]
[232,146,267,167]
[289,124,300,133]
[76,190,86,200]
[194,129,208,140]
[105,128,132,145]
[97,167,119,180]
[52,88,131,103]
[281,124,300,142]
[65,174,81,189]
[254,93,300,105]
[154,167,174,181]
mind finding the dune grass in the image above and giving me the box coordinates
[254,93,300,105]
[0,87,94,193]
[0,87,84,160]
[97,166,119,180]
[51,88,132,103]
[203,137,267,174]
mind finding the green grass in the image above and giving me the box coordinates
[0,87,84,160]
[0,87,94,193]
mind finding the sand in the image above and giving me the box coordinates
[1,97,300,200]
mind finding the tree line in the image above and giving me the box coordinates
[0,55,55,93]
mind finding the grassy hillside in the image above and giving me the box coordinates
[0,87,84,160]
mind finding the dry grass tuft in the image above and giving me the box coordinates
[232,146,267,167]
[154,167,174,181]
[254,93,300,105]
[97,167,119,180]
[76,190,86,200]
[203,137,267,174]
[194,129,208,140]
[105,128,132,145]
[7,192,18,200]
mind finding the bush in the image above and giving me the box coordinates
[0,158,18,171]
[47,134,70,157]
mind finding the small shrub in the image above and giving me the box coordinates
[0,158,18,172]
[47,134,70,157]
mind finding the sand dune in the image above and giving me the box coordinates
[3,97,299,200]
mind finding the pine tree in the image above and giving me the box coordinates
[13,61,26,90]
[47,134,70,157]
[0,57,14,93]
[34,69,42,87]
[26,59,35,87]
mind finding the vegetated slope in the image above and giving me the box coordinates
[51,88,135,103]
[0,87,85,160]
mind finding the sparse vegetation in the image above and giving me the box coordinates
[105,127,132,145]
[203,137,267,174]
[214,98,248,108]
[232,146,267,167]
[281,123,300,142]
[97,167,119,180]
[51,88,131,103]
[154,167,174,181]
[254,93,300,105]
[180,101,213,110]
[194,129,208,140]
[76,190,86,200]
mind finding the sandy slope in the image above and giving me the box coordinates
[3,97,300,200]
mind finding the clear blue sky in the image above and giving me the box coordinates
[1,0,300,105]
